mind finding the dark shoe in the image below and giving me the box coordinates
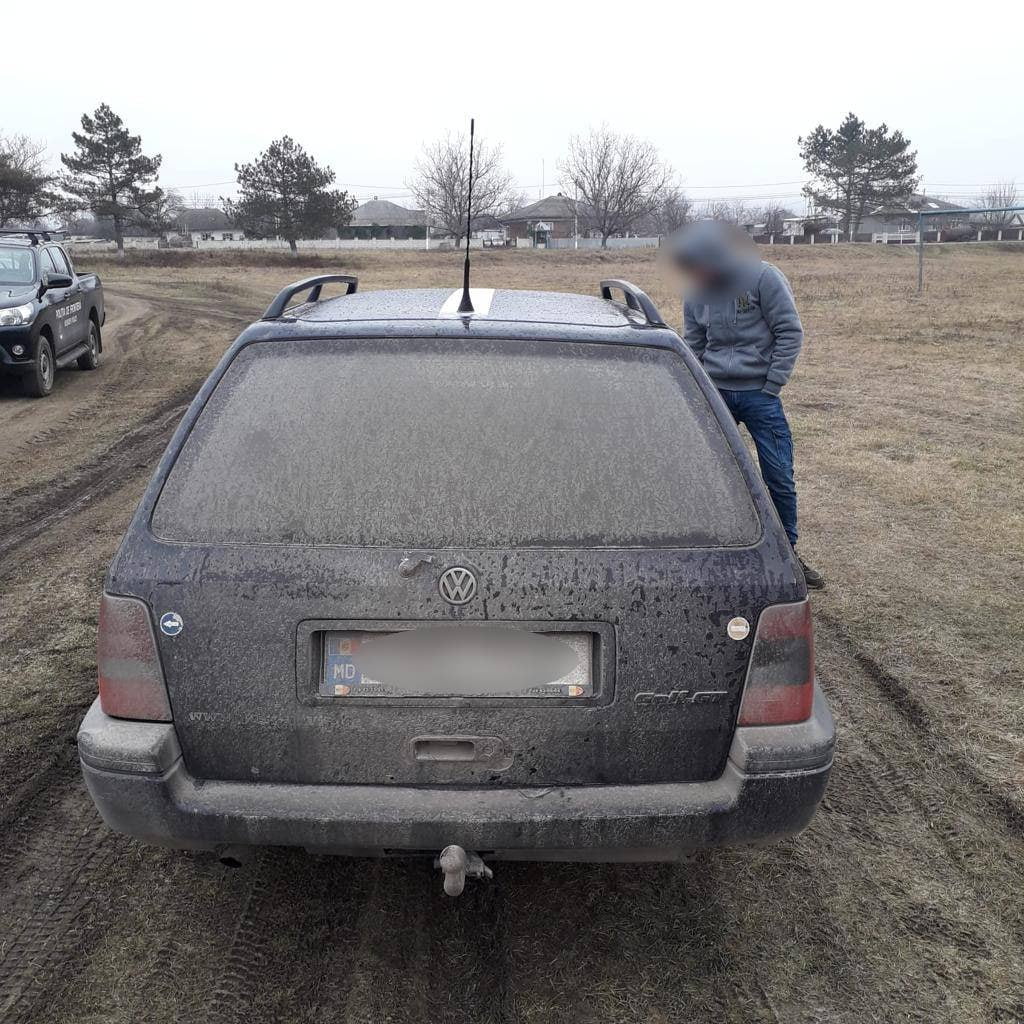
[797,554,826,590]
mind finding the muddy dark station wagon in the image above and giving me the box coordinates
[78,274,834,894]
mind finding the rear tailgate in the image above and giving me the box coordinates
[142,548,768,786]
[138,335,772,787]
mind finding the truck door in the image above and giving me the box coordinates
[46,246,84,351]
[38,247,75,356]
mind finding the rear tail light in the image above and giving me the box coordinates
[97,593,172,721]
[737,599,814,726]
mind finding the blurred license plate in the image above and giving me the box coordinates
[320,629,593,698]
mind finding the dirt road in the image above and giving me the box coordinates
[2,260,1022,1023]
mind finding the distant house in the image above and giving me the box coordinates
[859,194,968,237]
[468,213,507,245]
[344,198,431,239]
[174,207,241,242]
[499,194,593,245]
[775,214,838,238]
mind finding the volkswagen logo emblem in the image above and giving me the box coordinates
[438,566,477,605]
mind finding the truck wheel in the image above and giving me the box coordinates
[23,337,55,398]
[78,320,100,370]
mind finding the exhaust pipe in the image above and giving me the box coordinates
[435,845,493,896]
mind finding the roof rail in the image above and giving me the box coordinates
[0,228,66,245]
[599,279,667,328]
[262,274,359,320]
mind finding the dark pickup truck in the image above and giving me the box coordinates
[0,230,104,397]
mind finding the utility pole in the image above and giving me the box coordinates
[916,211,924,293]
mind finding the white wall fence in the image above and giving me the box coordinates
[544,236,660,250]
[66,237,162,251]
[192,237,479,251]
[190,236,660,251]
[65,231,1024,255]
[64,236,477,253]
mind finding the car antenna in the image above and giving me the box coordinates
[457,117,476,314]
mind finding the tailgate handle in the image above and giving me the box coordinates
[411,735,513,770]
[414,738,477,762]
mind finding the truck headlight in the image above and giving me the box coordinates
[0,303,33,326]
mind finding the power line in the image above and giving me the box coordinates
[171,172,1017,212]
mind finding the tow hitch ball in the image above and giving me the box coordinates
[435,845,493,896]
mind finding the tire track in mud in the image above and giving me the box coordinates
[0,394,191,563]
[203,850,294,1024]
[195,854,518,1024]
[817,607,1024,835]
[0,757,117,1023]
[815,637,1024,1018]
[200,850,373,1024]
[0,289,248,809]
[108,288,256,326]
[0,296,189,495]
[0,296,159,452]
[0,287,252,558]
[0,290,255,1023]
[0,290,243,1006]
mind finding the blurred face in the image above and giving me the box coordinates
[668,220,756,292]
[678,262,718,290]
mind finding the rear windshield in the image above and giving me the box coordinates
[152,338,759,548]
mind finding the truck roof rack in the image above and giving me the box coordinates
[599,279,667,328]
[262,274,359,320]
[0,228,66,245]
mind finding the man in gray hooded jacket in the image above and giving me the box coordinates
[674,221,824,588]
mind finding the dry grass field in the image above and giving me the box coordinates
[1,243,1022,1023]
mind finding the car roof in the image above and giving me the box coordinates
[294,287,641,329]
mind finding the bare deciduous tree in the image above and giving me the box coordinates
[700,200,752,225]
[149,189,188,235]
[498,190,530,218]
[976,181,1019,227]
[650,187,692,234]
[752,201,794,236]
[0,133,51,227]
[409,132,513,244]
[559,127,673,247]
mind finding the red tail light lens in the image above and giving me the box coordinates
[737,600,814,726]
[97,593,172,721]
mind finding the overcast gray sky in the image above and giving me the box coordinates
[6,0,1022,211]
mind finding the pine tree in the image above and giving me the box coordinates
[799,113,919,240]
[59,104,163,253]
[224,137,356,253]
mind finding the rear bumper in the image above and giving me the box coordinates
[78,685,835,861]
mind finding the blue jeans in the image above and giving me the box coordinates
[719,388,798,547]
